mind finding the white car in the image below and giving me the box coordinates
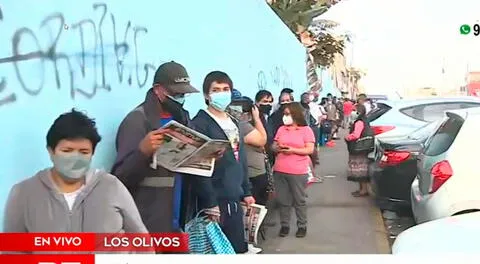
[392,212,480,254]
[367,97,480,138]
[411,107,480,224]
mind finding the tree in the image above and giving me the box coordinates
[268,0,346,68]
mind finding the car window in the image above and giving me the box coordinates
[460,102,480,109]
[401,103,468,122]
[408,121,440,140]
[423,115,464,156]
[366,103,391,122]
[400,105,426,121]
[422,103,465,122]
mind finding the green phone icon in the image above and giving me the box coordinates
[460,24,471,35]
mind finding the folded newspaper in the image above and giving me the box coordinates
[152,120,230,177]
[241,203,268,245]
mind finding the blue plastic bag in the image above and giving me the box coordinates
[185,212,214,254]
[205,221,235,254]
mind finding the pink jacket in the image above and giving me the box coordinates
[345,121,364,141]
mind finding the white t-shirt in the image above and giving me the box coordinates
[206,110,240,160]
[365,102,372,114]
[308,102,322,123]
[63,186,84,210]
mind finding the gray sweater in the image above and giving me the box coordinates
[3,168,147,233]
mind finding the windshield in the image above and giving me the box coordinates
[408,121,440,140]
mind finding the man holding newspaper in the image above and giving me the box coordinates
[112,62,203,237]
[112,63,263,254]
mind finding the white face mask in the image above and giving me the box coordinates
[351,111,358,120]
[283,115,293,125]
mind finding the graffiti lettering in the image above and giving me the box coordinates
[133,27,155,88]
[256,66,292,91]
[0,2,155,108]
[257,71,266,90]
[0,78,16,106]
[111,14,131,84]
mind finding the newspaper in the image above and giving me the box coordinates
[241,203,268,245]
[152,120,230,177]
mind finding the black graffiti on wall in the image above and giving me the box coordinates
[257,65,292,91]
[0,3,156,108]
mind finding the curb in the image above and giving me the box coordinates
[372,206,391,254]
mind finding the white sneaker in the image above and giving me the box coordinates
[245,244,262,254]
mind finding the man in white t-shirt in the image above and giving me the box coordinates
[191,71,257,254]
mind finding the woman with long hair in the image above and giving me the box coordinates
[345,104,373,197]
[272,102,315,238]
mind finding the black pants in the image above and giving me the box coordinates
[250,174,269,206]
[219,200,247,253]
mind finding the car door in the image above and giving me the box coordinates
[417,114,464,194]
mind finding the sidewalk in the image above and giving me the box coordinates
[260,138,390,254]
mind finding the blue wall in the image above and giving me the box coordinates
[0,0,307,227]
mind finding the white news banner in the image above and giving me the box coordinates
[92,254,457,264]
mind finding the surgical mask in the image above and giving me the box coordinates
[167,94,185,105]
[51,152,92,181]
[258,104,272,114]
[160,93,189,125]
[351,111,359,120]
[210,91,232,111]
[283,115,293,125]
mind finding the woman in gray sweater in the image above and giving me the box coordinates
[3,109,147,234]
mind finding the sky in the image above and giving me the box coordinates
[317,0,480,96]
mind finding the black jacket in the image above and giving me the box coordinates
[190,110,252,209]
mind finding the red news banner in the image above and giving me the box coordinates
[0,233,189,263]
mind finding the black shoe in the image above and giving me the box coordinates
[279,226,290,237]
[296,227,307,238]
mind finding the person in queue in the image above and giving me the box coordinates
[318,97,329,146]
[4,109,147,234]
[111,61,199,234]
[269,90,294,140]
[343,98,355,128]
[190,71,255,254]
[272,102,315,238]
[345,104,372,197]
[255,90,274,145]
[272,88,294,112]
[235,96,269,206]
[300,92,320,179]
[325,95,338,141]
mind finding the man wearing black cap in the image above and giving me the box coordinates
[111,61,199,235]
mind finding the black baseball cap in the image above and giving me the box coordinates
[281,88,294,94]
[153,61,199,94]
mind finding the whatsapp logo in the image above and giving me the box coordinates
[460,24,471,35]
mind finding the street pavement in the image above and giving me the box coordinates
[260,132,391,254]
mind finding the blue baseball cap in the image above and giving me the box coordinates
[231,89,242,100]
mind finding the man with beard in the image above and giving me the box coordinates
[111,62,199,236]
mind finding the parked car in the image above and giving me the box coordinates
[367,97,480,138]
[411,107,480,224]
[392,212,480,254]
[367,94,388,101]
[370,121,441,212]
[366,97,480,159]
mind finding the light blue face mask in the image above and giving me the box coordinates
[167,95,185,105]
[51,152,92,181]
[210,91,232,111]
